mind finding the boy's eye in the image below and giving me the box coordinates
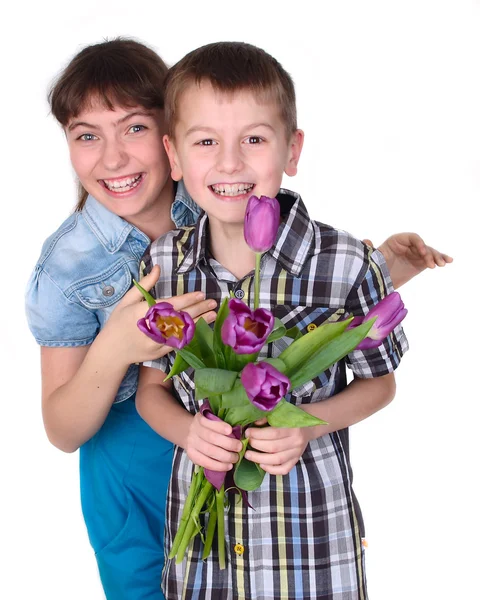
[128,124,146,134]
[198,139,217,146]
[245,136,262,144]
[78,133,98,142]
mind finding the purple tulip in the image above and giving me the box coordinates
[244,195,281,253]
[221,299,275,354]
[350,291,408,350]
[137,302,195,349]
[241,362,290,412]
[200,401,242,491]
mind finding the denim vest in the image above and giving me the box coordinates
[25,181,200,403]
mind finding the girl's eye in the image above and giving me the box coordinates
[128,124,146,134]
[78,133,98,142]
[198,139,217,146]
[245,136,262,144]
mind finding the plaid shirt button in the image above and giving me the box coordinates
[234,543,245,555]
[307,323,317,331]
[234,289,244,299]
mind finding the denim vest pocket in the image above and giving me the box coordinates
[73,261,132,309]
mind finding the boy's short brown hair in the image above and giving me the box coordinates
[164,41,297,138]
[49,38,169,210]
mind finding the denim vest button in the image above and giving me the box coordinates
[234,289,244,299]
[103,285,115,297]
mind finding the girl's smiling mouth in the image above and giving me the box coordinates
[101,173,145,193]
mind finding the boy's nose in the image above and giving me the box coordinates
[102,139,129,171]
[217,145,243,174]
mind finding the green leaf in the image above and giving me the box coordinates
[164,351,191,381]
[261,357,287,373]
[164,336,203,380]
[132,279,156,307]
[223,403,265,427]
[213,297,230,369]
[177,348,207,370]
[266,318,287,344]
[279,318,354,375]
[194,368,238,396]
[266,399,327,428]
[284,326,303,341]
[193,318,216,368]
[233,439,266,491]
[289,320,374,390]
[220,380,251,409]
[227,350,259,372]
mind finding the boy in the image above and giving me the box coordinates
[136,41,415,599]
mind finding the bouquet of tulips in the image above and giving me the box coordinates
[135,195,407,568]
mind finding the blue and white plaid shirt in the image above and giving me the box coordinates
[143,188,408,600]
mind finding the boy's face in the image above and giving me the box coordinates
[66,102,172,223]
[164,82,303,228]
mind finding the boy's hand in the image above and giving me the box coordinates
[244,421,310,475]
[364,233,453,289]
[186,412,243,472]
[104,265,217,365]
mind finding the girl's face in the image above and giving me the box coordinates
[66,102,173,226]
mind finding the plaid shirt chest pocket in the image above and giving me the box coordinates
[272,305,346,404]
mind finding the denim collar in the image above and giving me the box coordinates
[176,188,317,277]
[83,180,199,254]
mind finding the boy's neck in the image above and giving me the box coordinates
[207,219,256,280]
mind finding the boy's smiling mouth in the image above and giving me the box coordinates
[210,182,254,197]
[101,173,144,193]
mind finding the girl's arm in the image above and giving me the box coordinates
[41,267,217,453]
[136,365,242,472]
[365,232,453,289]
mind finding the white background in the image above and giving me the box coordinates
[1,1,477,598]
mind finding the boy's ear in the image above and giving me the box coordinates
[163,135,183,181]
[284,129,304,177]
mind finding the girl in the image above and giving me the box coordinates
[25,38,451,600]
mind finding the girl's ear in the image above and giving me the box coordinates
[284,129,304,177]
[163,135,183,181]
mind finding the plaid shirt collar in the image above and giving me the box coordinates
[176,188,318,276]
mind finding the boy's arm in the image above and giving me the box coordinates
[246,374,395,475]
[136,365,242,471]
[364,232,453,289]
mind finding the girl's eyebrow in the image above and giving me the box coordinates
[68,110,156,132]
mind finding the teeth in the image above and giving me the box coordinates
[211,183,254,196]
[104,174,142,191]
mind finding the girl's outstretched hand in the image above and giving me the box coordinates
[364,233,453,289]
[103,265,217,366]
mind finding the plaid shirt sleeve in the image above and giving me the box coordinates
[345,247,409,377]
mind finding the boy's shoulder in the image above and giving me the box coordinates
[277,188,371,279]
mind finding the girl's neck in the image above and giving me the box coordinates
[129,181,175,241]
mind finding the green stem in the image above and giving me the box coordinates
[176,480,214,564]
[168,467,203,559]
[216,485,226,570]
[202,502,218,560]
[254,252,262,309]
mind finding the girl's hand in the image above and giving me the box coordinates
[365,233,453,289]
[244,422,310,476]
[103,265,217,366]
[186,412,242,472]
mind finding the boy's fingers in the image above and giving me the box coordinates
[362,238,373,248]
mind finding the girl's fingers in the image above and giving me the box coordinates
[118,265,161,306]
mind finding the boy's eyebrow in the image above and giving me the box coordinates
[184,122,276,136]
[67,110,156,132]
